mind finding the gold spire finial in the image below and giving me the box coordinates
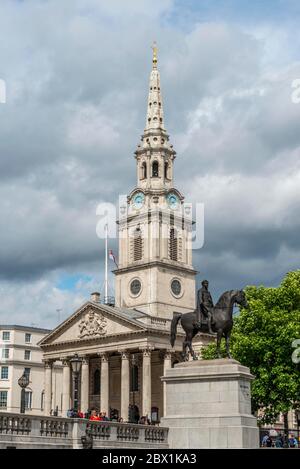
[151,41,158,67]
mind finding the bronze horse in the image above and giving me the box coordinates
[170,290,248,360]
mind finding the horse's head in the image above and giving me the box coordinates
[233,290,249,309]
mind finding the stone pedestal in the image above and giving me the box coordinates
[161,359,259,449]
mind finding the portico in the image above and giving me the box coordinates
[40,298,207,421]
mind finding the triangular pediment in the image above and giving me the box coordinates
[39,302,147,347]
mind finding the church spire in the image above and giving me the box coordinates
[145,42,165,131]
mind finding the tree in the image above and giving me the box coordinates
[202,270,300,441]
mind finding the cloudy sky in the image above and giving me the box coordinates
[0,0,300,328]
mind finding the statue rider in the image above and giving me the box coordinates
[196,280,214,335]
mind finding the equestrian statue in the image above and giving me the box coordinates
[170,280,248,361]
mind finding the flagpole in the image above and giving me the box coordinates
[105,223,108,304]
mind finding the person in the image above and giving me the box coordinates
[288,434,298,448]
[67,408,73,418]
[261,433,269,447]
[196,280,215,334]
[138,416,146,425]
[275,435,283,448]
[77,409,84,418]
[102,411,109,421]
[89,409,100,421]
[118,417,124,423]
[266,435,273,447]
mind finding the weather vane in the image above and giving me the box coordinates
[151,41,158,66]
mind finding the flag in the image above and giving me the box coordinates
[109,249,118,268]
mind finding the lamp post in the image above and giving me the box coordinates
[70,354,82,413]
[18,371,30,414]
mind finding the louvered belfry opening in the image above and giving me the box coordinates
[169,227,178,261]
[134,227,143,261]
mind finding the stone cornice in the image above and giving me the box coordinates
[114,260,198,276]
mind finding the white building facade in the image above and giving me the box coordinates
[0,325,63,415]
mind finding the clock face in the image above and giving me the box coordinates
[167,192,179,209]
[133,192,145,209]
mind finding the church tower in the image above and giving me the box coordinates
[115,44,197,318]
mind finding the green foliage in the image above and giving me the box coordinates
[202,270,300,425]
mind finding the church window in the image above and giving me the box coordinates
[169,228,178,261]
[164,162,168,179]
[133,227,143,261]
[93,369,100,395]
[152,161,159,177]
[130,279,142,296]
[171,279,181,296]
[142,162,147,179]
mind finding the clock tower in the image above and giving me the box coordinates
[114,44,197,319]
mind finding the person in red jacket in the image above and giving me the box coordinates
[89,409,100,421]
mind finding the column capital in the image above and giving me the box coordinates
[118,350,130,360]
[44,359,53,368]
[164,349,173,360]
[140,346,154,358]
[99,352,109,363]
[81,356,90,366]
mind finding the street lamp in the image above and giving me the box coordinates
[70,354,82,413]
[18,371,30,414]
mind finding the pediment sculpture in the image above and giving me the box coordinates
[78,310,107,339]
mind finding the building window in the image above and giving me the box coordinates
[130,365,139,392]
[164,162,168,179]
[24,368,31,379]
[152,161,159,177]
[1,366,8,380]
[130,279,142,296]
[2,349,9,359]
[133,227,143,261]
[24,350,31,360]
[142,162,147,179]
[93,369,100,395]
[151,406,159,423]
[25,333,31,343]
[0,391,8,409]
[169,228,178,261]
[24,391,32,409]
[171,279,182,297]
[2,331,10,341]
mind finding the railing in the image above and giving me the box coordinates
[0,412,168,449]
[0,415,31,435]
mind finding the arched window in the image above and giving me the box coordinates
[164,162,168,179]
[152,161,159,177]
[130,365,139,392]
[93,369,100,395]
[142,162,147,179]
[133,227,143,261]
[169,227,178,261]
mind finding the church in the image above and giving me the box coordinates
[39,46,212,423]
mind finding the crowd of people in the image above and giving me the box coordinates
[66,408,153,425]
[261,432,299,448]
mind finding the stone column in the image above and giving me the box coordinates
[100,353,109,414]
[81,357,89,414]
[62,360,71,416]
[142,348,152,418]
[120,351,130,421]
[44,360,53,415]
[163,350,172,416]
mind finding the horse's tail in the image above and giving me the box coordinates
[170,313,182,347]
